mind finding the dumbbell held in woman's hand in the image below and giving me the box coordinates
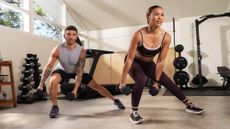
[149,86,159,96]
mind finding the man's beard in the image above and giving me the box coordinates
[67,41,75,45]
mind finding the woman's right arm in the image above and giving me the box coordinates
[120,31,141,86]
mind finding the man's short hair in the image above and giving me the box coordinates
[65,25,78,33]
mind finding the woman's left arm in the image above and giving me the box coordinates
[154,33,171,84]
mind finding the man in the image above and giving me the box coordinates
[36,25,125,118]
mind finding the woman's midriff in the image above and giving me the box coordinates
[135,53,154,63]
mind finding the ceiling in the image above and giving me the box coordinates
[63,0,230,31]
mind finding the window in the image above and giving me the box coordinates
[0,0,66,41]
[2,0,23,8]
[33,19,62,41]
[33,0,64,41]
[0,5,22,29]
[0,0,25,30]
[0,0,82,42]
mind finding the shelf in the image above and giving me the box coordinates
[0,82,13,85]
[0,60,17,107]
[0,100,16,107]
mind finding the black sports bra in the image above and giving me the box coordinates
[136,30,166,57]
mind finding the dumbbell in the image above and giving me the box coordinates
[37,69,43,74]
[21,92,34,103]
[118,85,133,95]
[22,69,34,74]
[20,76,34,82]
[18,83,33,91]
[149,86,159,96]
[33,86,47,99]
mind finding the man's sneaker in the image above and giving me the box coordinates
[114,99,125,110]
[49,105,60,118]
[130,111,144,124]
[186,103,204,114]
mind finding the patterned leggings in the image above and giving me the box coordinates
[128,58,187,108]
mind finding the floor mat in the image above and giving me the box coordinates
[163,86,230,96]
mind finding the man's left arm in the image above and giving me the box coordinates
[72,49,86,94]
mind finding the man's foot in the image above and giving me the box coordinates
[114,99,125,110]
[49,105,60,118]
[129,111,144,124]
[186,103,204,114]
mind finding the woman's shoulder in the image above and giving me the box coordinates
[139,26,148,32]
[162,31,171,45]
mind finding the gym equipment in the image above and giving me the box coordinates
[175,44,184,53]
[20,76,34,82]
[0,90,7,100]
[86,49,114,76]
[60,49,115,98]
[173,71,190,86]
[193,12,230,88]
[149,86,159,96]
[18,83,33,91]
[66,92,76,101]
[192,74,208,85]
[33,88,47,101]
[119,86,133,95]
[172,18,190,88]
[173,44,190,88]
[19,92,34,104]
[18,53,46,103]
[22,69,34,74]
[0,74,8,82]
[173,57,188,69]
[60,83,74,95]
[217,66,230,89]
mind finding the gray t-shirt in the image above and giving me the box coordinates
[55,43,83,73]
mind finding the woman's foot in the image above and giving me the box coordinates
[129,111,144,124]
[186,103,204,114]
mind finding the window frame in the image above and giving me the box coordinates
[0,0,66,41]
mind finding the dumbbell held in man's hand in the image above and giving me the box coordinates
[119,85,133,95]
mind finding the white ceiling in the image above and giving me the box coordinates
[63,0,230,31]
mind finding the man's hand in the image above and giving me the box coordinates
[119,83,132,95]
[37,82,45,90]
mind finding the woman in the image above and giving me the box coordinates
[119,5,204,124]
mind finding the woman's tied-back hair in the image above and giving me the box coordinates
[146,5,163,24]
[65,25,78,33]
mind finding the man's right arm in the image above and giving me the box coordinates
[38,46,59,89]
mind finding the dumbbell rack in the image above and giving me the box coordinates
[17,54,43,103]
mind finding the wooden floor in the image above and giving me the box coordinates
[0,90,230,129]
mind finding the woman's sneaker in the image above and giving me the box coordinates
[49,105,60,118]
[186,103,204,114]
[129,111,144,124]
